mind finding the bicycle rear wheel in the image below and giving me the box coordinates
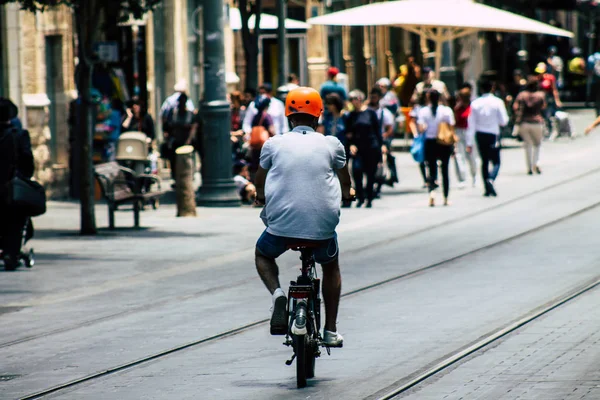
[295,334,307,388]
[305,336,316,379]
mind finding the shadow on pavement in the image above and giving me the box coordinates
[381,188,426,196]
[33,228,222,240]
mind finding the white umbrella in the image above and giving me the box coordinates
[308,0,574,74]
[229,8,310,31]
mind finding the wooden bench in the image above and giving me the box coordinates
[94,162,164,229]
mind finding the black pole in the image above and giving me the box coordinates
[197,0,240,207]
[277,0,289,87]
[586,9,596,106]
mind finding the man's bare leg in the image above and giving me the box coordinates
[256,249,288,334]
[255,249,281,294]
[321,259,342,332]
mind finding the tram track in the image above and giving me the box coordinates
[16,197,600,399]
[3,166,600,353]
[372,276,600,400]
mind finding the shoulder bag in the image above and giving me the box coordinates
[437,120,458,146]
[3,128,46,216]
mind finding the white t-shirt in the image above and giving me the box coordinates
[242,97,289,135]
[233,175,249,192]
[414,80,449,98]
[375,107,395,134]
[259,126,347,240]
[417,105,455,139]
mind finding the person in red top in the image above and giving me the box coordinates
[535,62,562,136]
[453,83,477,187]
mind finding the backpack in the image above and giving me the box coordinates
[249,112,269,149]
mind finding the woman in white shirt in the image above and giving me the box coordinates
[417,90,456,206]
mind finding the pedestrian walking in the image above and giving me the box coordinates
[160,79,195,128]
[166,93,199,188]
[587,50,600,116]
[535,62,562,137]
[0,98,35,271]
[122,98,155,151]
[409,92,429,188]
[417,90,456,207]
[453,83,477,188]
[376,77,400,115]
[412,67,450,103]
[513,78,547,175]
[320,67,348,102]
[394,53,421,108]
[248,96,276,176]
[318,93,346,142]
[243,83,288,136]
[368,87,396,197]
[345,90,384,208]
[467,80,509,197]
[230,91,246,161]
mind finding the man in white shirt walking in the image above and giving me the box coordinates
[467,80,509,197]
[243,83,288,136]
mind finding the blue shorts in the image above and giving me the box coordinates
[256,230,339,264]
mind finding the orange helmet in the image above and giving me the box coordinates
[285,87,323,118]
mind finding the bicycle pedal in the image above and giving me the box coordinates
[285,354,296,366]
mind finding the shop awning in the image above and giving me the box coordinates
[229,8,310,31]
[308,0,574,74]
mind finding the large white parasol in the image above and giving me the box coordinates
[308,0,574,74]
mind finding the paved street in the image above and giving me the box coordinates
[1,109,600,400]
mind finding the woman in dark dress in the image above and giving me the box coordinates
[344,89,384,208]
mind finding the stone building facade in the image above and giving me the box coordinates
[0,4,76,199]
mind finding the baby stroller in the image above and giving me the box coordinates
[0,217,35,271]
[116,131,161,209]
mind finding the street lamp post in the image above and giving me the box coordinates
[277,0,289,87]
[587,7,597,106]
[196,0,240,207]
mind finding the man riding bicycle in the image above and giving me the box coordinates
[254,87,354,347]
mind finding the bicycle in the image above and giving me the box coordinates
[282,242,341,388]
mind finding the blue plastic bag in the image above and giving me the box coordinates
[410,134,425,163]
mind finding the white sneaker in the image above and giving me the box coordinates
[323,330,344,347]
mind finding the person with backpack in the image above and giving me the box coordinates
[248,96,275,176]
[535,62,562,137]
[514,78,547,175]
[0,98,35,271]
[165,93,198,188]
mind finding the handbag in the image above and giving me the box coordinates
[437,122,458,146]
[1,126,46,217]
[7,176,46,217]
[410,134,426,163]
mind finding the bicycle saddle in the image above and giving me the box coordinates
[286,242,323,251]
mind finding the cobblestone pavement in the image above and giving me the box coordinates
[400,287,600,400]
[0,109,599,399]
